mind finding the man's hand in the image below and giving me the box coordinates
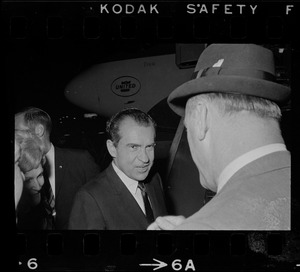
[147,215,186,230]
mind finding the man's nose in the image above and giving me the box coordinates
[138,148,150,163]
[37,176,45,189]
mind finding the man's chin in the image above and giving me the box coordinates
[134,171,150,181]
[200,181,217,193]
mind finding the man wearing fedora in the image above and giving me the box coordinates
[148,44,291,230]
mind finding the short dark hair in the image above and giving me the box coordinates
[16,107,52,134]
[106,108,156,145]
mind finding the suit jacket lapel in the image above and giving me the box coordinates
[106,164,148,226]
[54,147,65,199]
[145,176,160,218]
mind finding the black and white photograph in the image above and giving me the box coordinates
[4,1,299,271]
[12,41,293,230]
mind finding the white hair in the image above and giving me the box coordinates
[186,93,282,121]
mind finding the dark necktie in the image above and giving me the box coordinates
[138,182,154,224]
[42,162,56,229]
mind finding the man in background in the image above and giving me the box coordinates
[15,107,100,229]
[15,131,44,210]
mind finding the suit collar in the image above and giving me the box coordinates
[54,146,64,197]
[105,163,149,226]
[219,150,290,194]
[217,144,287,193]
[45,144,55,194]
[111,161,139,195]
[106,162,155,193]
[105,163,125,195]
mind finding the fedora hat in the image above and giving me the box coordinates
[168,44,291,116]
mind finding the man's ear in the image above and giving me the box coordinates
[194,103,209,141]
[106,140,117,158]
[34,124,45,137]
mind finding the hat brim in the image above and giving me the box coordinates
[168,76,291,116]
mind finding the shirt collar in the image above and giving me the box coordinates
[217,143,287,194]
[45,143,55,169]
[45,143,54,159]
[112,161,139,195]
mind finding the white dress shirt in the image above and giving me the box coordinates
[112,162,146,214]
[45,143,55,197]
[217,143,287,194]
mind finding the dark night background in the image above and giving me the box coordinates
[4,3,294,158]
[6,37,293,168]
[4,3,183,170]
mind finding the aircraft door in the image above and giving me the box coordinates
[164,118,207,217]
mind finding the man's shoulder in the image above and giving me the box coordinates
[79,166,112,193]
[54,146,97,166]
[55,146,90,157]
[175,211,215,230]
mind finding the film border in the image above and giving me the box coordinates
[3,1,299,271]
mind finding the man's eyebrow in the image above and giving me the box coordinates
[147,142,156,146]
[126,143,141,146]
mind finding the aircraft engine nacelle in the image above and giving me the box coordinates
[64,54,194,117]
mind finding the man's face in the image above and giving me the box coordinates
[15,163,24,209]
[23,164,45,205]
[15,114,29,131]
[111,117,155,181]
[184,104,214,191]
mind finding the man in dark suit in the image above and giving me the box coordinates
[148,44,291,230]
[68,108,168,230]
[15,107,100,229]
[15,130,44,214]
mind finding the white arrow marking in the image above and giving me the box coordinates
[139,258,168,271]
